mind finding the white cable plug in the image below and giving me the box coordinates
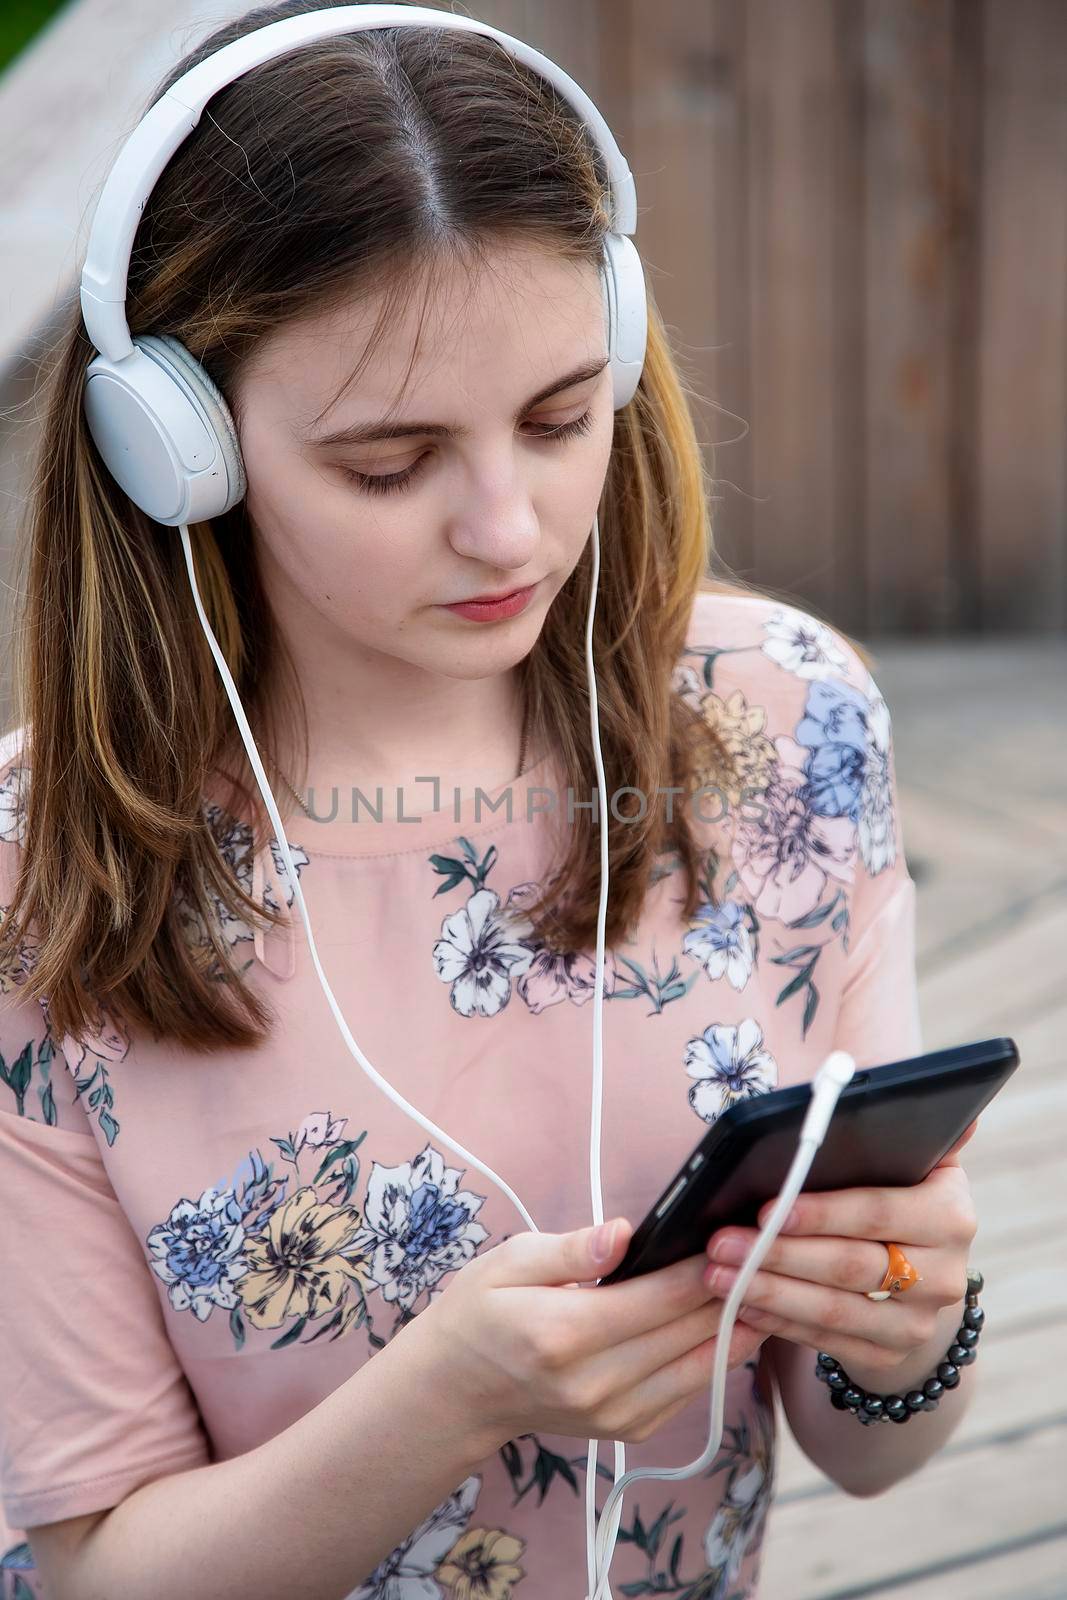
[801,1050,858,1144]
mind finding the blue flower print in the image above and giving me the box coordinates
[794,679,870,822]
[350,1143,489,1315]
[0,1537,36,1586]
[682,901,755,992]
[684,1018,779,1125]
[147,1186,250,1322]
[432,886,536,1017]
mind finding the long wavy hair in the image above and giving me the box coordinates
[0,0,869,1053]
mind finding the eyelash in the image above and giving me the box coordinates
[342,409,596,497]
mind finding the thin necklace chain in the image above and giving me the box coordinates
[273,697,530,821]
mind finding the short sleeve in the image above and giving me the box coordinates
[830,664,925,1068]
[0,734,212,1531]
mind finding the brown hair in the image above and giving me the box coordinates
[0,0,870,1052]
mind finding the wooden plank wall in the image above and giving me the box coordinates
[475,0,1067,635]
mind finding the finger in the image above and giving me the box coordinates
[758,1164,977,1248]
[575,1250,719,1351]
[735,1308,916,1381]
[705,1229,960,1300]
[616,1317,770,1436]
[703,1264,937,1353]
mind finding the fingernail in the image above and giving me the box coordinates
[712,1236,744,1264]
[706,1266,737,1292]
[592,1221,617,1263]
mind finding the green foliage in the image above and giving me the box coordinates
[0,0,72,76]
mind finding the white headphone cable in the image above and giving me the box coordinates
[178,514,628,1592]
[177,517,855,1599]
[588,1047,856,1597]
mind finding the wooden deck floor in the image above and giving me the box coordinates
[759,636,1067,1600]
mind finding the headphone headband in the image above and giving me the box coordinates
[80,3,639,363]
[80,3,647,524]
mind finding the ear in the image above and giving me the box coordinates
[939,1118,980,1166]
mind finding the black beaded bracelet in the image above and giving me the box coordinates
[814,1267,984,1425]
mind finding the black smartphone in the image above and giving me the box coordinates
[597,1037,1019,1287]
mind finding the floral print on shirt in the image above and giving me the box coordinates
[423,600,895,1128]
[174,800,309,971]
[0,599,905,1597]
[0,930,129,1144]
[425,840,786,1127]
[671,603,899,1042]
[0,780,309,1146]
[145,1115,490,1353]
[340,1355,775,1600]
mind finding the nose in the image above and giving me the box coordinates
[446,446,540,573]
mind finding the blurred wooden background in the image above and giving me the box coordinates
[2,0,1064,639]
[473,0,1067,637]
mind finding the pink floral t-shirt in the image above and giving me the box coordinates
[0,591,923,1598]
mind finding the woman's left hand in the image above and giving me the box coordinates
[702,1122,980,1379]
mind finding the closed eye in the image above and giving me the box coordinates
[342,409,596,497]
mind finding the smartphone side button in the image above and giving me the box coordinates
[655,1175,688,1219]
[689,1152,705,1171]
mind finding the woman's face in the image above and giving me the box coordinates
[233,241,615,685]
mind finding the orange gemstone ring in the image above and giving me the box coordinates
[865,1242,921,1301]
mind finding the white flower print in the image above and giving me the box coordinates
[0,764,38,992]
[265,837,308,912]
[731,734,856,924]
[292,1110,348,1156]
[345,1475,481,1600]
[703,1458,768,1593]
[175,803,309,953]
[0,764,28,848]
[761,607,850,681]
[432,886,536,1018]
[684,1018,779,1125]
[672,663,705,704]
[350,1144,489,1314]
[500,879,618,1012]
[0,915,37,993]
[701,1372,775,1596]
[60,1003,130,1072]
[682,901,754,992]
[859,692,897,875]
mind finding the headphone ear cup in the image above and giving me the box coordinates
[137,334,247,509]
[601,233,647,410]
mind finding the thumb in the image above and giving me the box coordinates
[498,1216,633,1288]
[569,1216,634,1289]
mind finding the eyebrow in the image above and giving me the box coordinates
[305,356,610,448]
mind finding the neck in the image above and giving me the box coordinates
[251,670,531,829]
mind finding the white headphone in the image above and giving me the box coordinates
[76,11,813,1600]
[79,4,648,527]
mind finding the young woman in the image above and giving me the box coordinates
[0,3,981,1596]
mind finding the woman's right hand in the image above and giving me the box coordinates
[403,1216,769,1456]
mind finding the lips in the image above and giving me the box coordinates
[458,585,530,604]
[441,583,538,622]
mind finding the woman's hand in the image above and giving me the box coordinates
[701,1122,980,1382]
